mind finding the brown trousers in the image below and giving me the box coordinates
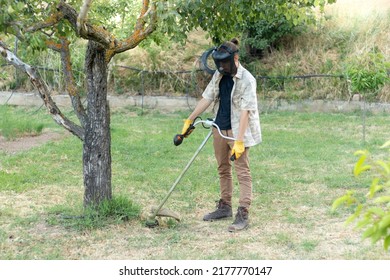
[212,128,252,209]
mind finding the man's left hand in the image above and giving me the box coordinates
[231,140,245,160]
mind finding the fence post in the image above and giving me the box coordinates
[140,70,145,115]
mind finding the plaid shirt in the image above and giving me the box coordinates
[202,64,262,147]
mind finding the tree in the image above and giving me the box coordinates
[0,0,335,209]
[172,0,337,44]
[1,0,158,208]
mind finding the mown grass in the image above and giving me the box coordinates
[0,106,390,260]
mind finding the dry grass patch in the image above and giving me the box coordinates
[1,180,389,260]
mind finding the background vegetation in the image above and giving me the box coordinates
[1,0,389,101]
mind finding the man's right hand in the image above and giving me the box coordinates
[181,119,194,137]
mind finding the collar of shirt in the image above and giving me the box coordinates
[234,63,244,80]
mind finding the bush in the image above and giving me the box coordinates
[333,140,390,250]
[241,17,303,60]
[345,48,390,101]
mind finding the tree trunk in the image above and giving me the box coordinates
[83,41,112,207]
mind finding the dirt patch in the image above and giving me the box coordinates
[0,130,66,154]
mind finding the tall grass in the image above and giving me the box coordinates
[0,105,47,140]
[251,7,390,101]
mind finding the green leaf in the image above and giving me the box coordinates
[384,235,390,250]
[369,178,382,198]
[378,214,390,230]
[17,2,25,11]
[356,216,371,229]
[374,196,390,204]
[371,228,384,244]
[362,225,377,239]
[332,196,348,210]
[354,150,367,156]
[376,160,390,175]
[380,140,390,149]
[346,204,363,225]
[353,153,371,176]
[332,191,355,210]
[367,207,385,217]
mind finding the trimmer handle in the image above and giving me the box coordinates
[173,123,195,146]
[230,154,236,161]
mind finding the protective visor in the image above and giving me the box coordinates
[212,45,238,75]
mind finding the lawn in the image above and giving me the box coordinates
[0,105,389,259]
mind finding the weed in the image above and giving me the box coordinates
[301,240,319,252]
[46,196,140,231]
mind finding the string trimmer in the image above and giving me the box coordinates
[145,118,235,228]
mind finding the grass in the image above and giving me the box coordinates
[1,106,390,260]
[0,105,47,140]
[0,105,81,192]
[46,195,140,230]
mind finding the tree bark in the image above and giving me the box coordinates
[83,41,112,207]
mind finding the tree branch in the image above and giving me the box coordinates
[46,38,88,128]
[54,0,157,62]
[25,10,64,33]
[77,0,93,36]
[107,0,158,58]
[0,40,85,141]
[57,1,116,49]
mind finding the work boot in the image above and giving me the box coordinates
[203,199,232,221]
[228,207,249,232]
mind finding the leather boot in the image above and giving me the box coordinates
[203,199,232,221]
[228,207,249,232]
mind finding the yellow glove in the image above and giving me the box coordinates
[231,140,245,160]
[181,119,194,137]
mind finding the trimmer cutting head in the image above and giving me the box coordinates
[145,207,181,228]
[145,219,159,228]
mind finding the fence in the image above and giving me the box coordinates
[0,61,367,104]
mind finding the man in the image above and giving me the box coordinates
[180,38,261,232]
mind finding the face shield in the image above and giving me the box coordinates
[212,44,238,76]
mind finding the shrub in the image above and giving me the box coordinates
[333,140,390,250]
[345,48,390,101]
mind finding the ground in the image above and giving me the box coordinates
[0,131,65,154]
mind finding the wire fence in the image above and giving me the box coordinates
[0,62,362,103]
[2,60,389,148]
